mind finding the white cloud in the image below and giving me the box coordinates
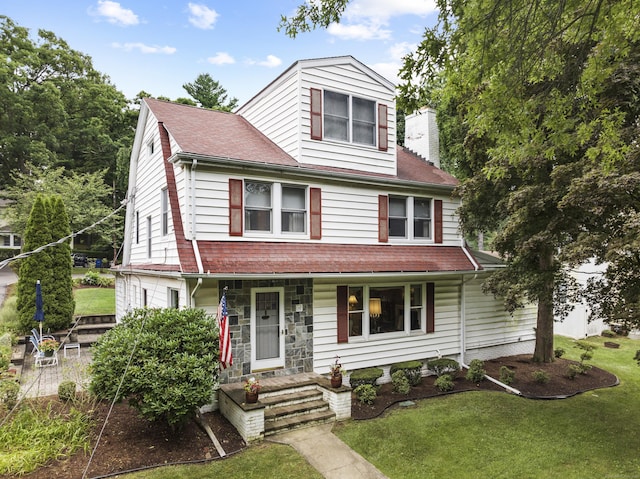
[327,22,391,41]
[245,55,282,68]
[187,3,219,29]
[345,0,437,22]
[207,52,235,65]
[369,62,400,85]
[112,42,176,54]
[90,0,139,26]
[325,0,436,42]
[388,41,416,60]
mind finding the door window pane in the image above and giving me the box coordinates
[256,292,280,360]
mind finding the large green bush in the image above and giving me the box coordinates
[90,307,219,428]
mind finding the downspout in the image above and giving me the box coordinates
[190,159,204,307]
[458,248,522,395]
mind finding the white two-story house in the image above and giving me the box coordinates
[115,56,536,387]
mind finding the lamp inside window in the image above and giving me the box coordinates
[369,298,382,318]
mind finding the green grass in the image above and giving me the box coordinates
[121,443,323,479]
[0,403,92,475]
[334,335,640,479]
[73,287,115,315]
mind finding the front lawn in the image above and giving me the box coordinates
[334,335,640,479]
[73,287,115,316]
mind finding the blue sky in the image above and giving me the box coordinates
[3,0,439,105]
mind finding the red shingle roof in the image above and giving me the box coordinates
[196,242,478,275]
[144,98,458,187]
[145,98,297,166]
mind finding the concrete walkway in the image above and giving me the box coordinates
[270,423,389,479]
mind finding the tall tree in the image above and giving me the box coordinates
[280,0,640,361]
[16,195,53,332]
[47,196,75,329]
[182,73,238,111]
[0,16,134,190]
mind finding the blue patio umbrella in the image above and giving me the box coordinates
[34,280,45,339]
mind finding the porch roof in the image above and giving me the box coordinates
[195,242,480,275]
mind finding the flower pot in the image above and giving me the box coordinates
[44,350,54,357]
[245,391,259,403]
[331,373,342,388]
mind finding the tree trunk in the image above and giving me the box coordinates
[533,249,555,363]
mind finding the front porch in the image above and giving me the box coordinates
[218,372,351,442]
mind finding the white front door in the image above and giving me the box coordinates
[251,288,285,370]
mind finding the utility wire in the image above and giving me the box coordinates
[0,198,129,270]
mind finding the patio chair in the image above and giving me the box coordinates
[31,328,55,344]
[30,335,58,368]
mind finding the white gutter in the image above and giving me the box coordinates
[461,238,480,271]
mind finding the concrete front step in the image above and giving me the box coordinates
[260,388,323,408]
[265,398,330,422]
[265,409,336,435]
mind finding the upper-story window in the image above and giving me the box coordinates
[230,179,321,239]
[147,140,154,155]
[324,90,376,146]
[389,196,432,240]
[161,188,169,236]
[245,181,272,232]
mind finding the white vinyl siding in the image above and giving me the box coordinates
[238,58,396,176]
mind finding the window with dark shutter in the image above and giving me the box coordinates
[378,195,388,243]
[434,200,443,244]
[310,88,322,140]
[378,104,388,151]
[310,187,322,240]
[426,282,435,333]
[229,179,243,236]
[337,285,348,343]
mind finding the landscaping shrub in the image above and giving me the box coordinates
[499,366,515,385]
[434,374,455,392]
[349,367,383,389]
[391,370,410,394]
[58,381,76,402]
[465,359,486,383]
[0,379,20,410]
[635,350,640,366]
[90,307,219,428]
[426,358,460,378]
[390,360,423,386]
[554,348,565,358]
[532,370,550,384]
[354,384,377,405]
[601,329,616,338]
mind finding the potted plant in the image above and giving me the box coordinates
[243,377,261,403]
[329,355,344,388]
[39,338,59,357]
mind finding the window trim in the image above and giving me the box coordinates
[387,196,434,241]
[168,288,179,309]
[341,282,432,342]
[321,89,378,147]
[146,215,152,258]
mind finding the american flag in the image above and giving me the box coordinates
[217,289,232,369]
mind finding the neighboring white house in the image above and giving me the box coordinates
[114,56,537,387]
[554,259,607,339]
[0,197,21,253]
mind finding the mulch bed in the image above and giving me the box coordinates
[18,354,618,478]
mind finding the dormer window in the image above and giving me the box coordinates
[311,88,388,151]
[324,90,375,146]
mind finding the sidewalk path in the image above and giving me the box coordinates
[270,423,389,479]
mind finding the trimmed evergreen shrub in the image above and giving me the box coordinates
[532,370,550,383]
[499,366,515,385]
[465,359,486,383]
[390,360,423,386]
[391,370,410,394]
[434,374,454,392]
[349,367,383,389]
[354,384,377,405]
[427,358,460,378]
[90,307,219,428]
